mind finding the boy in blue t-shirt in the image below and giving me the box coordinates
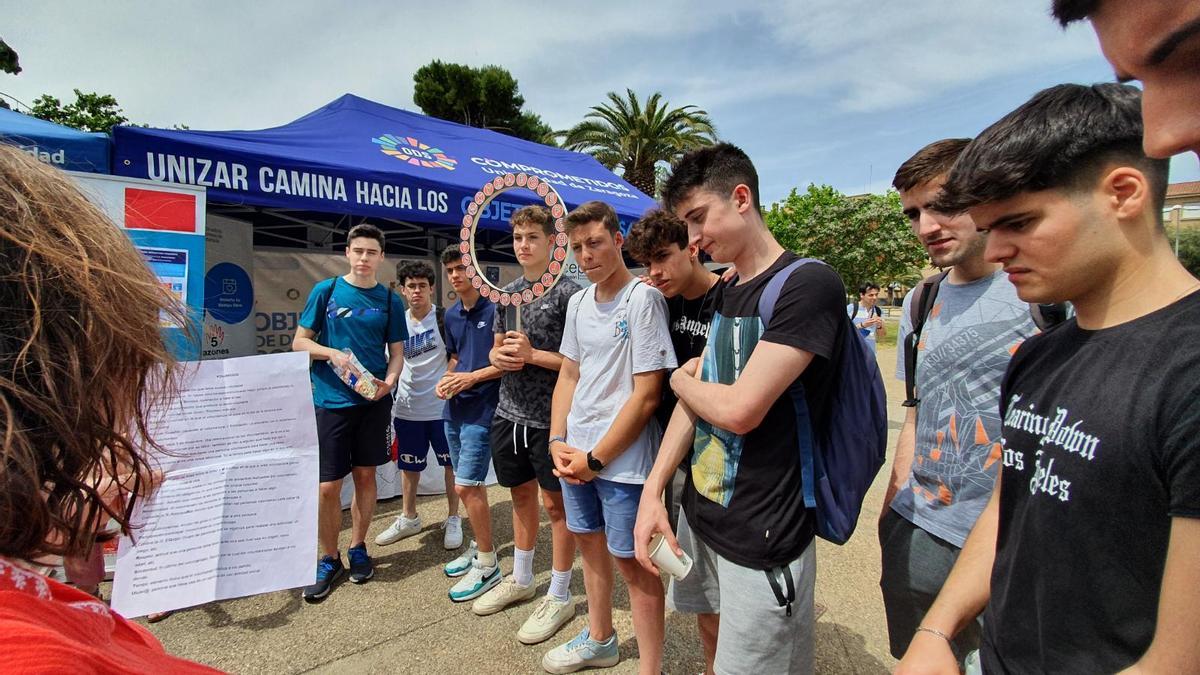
[293,224,408,602]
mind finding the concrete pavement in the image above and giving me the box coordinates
[135,345,907,674]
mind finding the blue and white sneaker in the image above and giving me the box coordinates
[301,555,344,602]
[542,627,620,674]
[448,558,500,602]
[444,539,478,578]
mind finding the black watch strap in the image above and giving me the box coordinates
[586,451,605,472]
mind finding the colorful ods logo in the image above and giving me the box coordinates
[373,134,458,170]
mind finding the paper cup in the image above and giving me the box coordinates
[649,533,693,580]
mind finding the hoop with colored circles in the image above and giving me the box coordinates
[458,172,570,307]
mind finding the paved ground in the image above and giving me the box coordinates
[132,346,906,674]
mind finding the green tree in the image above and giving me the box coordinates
[412,61,552,144]
[0,38,19,75]
[765,184,928,294]
[1168,224,1200,278]
[30,89,129,132]
[558,89,716,197]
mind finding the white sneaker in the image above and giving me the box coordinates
[443,516,463,550]
[518,594,576,645]
[444,540,478,577]
[449,559,501,602]
[542,627,619,674]
[375,515,421,546]
[472,575,536,616]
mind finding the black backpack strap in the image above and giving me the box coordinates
[851,301,860,324]
[312,276,339,338]
[1029,302,1068,330]
[435,306,449,361]
[902,271,948,407]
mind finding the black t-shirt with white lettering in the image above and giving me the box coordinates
[655,274,722,431]
[682,252,845,569]
[982,291,1200,673]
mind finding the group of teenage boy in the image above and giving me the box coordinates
[289,1,1200,672]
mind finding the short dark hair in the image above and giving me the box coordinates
[510,204,554,236]
[892,139,972,192]
[347,223,385,249]
[858,282,880,295]
[564,200,620,236]
[440,244,462,266]
[663,142,762,214]
[1050,0,1100,27]
[397,260,436,285]
[626,209,689,264]
[933,83,1169,216]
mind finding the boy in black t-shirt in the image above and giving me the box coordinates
[626,208,721,673]
[633,143,847,674]
[896,84,1200,673]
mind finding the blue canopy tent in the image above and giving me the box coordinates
[0,108,110,173]
[112,94,657,257]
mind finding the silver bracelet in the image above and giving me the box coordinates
[915,626,952,643]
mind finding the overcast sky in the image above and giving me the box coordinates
[5,1,1197,204]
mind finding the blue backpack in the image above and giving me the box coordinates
[758,259,888,545]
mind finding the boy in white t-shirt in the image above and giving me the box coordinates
[544,201,676,675]
[847,281,886,353]
[375,261,462,550]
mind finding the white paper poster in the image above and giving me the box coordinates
[110,352,318,618]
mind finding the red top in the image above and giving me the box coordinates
[0,558,221,674]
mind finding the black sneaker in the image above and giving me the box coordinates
[347,544,374,584]
[302,555,344,602]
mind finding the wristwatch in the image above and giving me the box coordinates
[586,451,605,472]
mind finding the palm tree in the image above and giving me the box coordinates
[559,90,716,197]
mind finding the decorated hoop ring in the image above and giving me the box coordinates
[459,173,569,305]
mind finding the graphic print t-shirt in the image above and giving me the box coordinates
[392,307,448,421]
[684,253,845,570]
[891,271,1035,547]
[656,281,721,430]
[559,279,677,484]
[493,276,582,428]
[981,292,1200,674]
[299,277,408,409]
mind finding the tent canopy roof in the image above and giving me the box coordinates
[113,94,656,233]
[0,108,110,173]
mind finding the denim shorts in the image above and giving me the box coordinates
[444,420,490,486]
[560,477,643,558]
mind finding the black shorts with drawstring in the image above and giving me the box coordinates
[489,414,560,491]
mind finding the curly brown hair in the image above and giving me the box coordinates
[625,209,689,264]
[0,146,186,563]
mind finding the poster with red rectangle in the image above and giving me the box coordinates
[125,187,196,233]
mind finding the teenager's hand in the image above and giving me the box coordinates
[370,378,393,401]
[639,274,656,288]
[721,265,738,282]
[436,372,474,399]
[550,441,586,485]
[328,350,352,370]
[559,450,595,484]
[633,491,680,575]
[894,631,960,675]
[491,343,525,371]
[671,357,702,391]
[503,331,534,362]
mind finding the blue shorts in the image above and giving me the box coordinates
[445,420,490,486]
[560,477,643,558]
[394,418,451,472]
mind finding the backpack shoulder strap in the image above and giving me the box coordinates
[1029,302,1068,330]
[851,301,860,321]
[435,305,449,361]
[312,276,339,338]
[902,271,948,407]
[758,258,819,327]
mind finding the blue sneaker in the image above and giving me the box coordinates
[448,558,500,602]
[347,544,374,584]
[542,627,620,673]
[444,539,478,577]
[302,555,344,602]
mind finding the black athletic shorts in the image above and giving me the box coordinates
[489,415,560,491]
[315,397,392,482]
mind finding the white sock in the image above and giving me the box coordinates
[477,550,497,568]
[513,547,535,587]
[548,567,572,602]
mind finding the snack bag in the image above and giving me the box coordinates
[330,348,379,399]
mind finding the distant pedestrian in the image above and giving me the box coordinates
[847,282,886,353]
